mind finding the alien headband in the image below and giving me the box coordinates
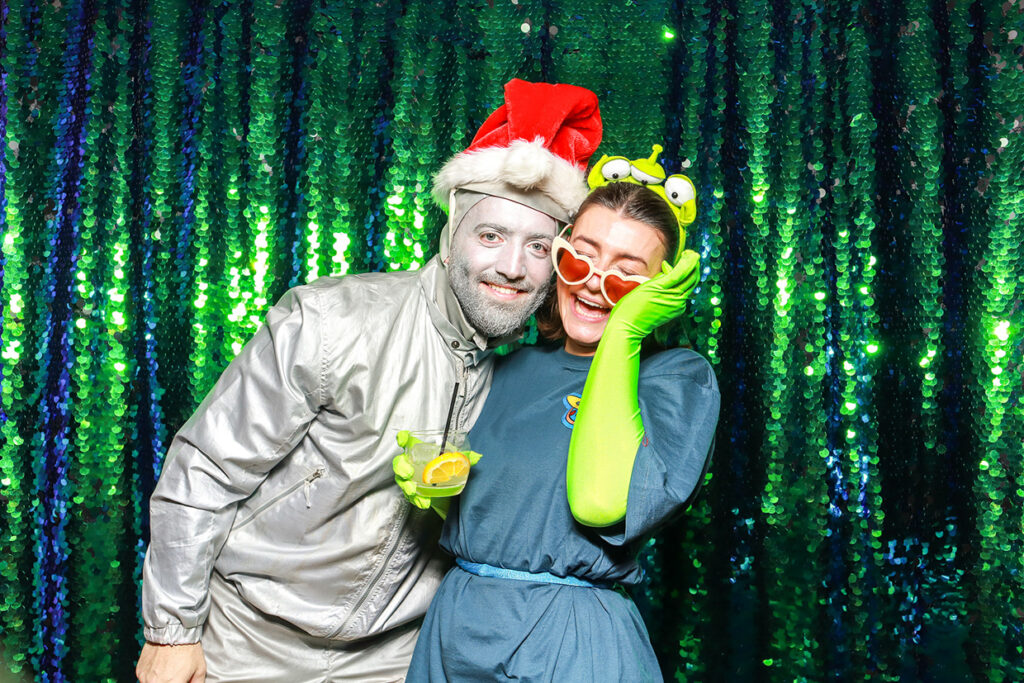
[586,145,697,262]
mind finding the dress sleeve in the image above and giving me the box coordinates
[598,349,720,546]
[141,283,328,644]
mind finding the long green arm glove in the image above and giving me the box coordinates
[392,430,482,520]
[566,250,701,527]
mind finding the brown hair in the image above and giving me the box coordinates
[536,183,680,340]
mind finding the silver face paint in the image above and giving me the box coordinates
[447,196,557,338]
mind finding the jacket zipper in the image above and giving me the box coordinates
[335,500,410,637]
[234,467,325,530]
[334,359,471,637]
[454,359,469,429]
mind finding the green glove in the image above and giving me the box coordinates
[566,250,701,527]
[605,249,701,339]
[393,430,482,519]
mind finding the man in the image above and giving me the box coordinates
[135,79,601,682]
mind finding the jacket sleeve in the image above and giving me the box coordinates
[141,284,326,644]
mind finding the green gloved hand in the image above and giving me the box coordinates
[393,430,481,519]
[566,250,701,527]
[606,249,700,339]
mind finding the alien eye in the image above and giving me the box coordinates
[630,167,662,185]
[663,174,696,207]
[600,158,631,182]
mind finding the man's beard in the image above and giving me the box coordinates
[448,253,552,338]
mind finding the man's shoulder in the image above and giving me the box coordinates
[293,268,425,313]
[306,268,421,293]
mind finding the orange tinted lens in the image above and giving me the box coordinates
[603,274,643,304]
[557,248,592,282]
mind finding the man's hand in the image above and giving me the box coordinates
[394,430,432,509]
[136,642,206,683]
[393,454,432,510]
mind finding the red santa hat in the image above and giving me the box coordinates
[432,79,602,225]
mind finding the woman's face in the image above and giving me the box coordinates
[557,204,668,356]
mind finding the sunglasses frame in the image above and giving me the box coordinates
[550,225,650,306]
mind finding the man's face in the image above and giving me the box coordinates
[447,196,558,338]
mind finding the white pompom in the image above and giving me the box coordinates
[501,139,551,189]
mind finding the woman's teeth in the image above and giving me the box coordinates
[574,295,608,319]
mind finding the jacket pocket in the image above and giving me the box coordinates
[233,467,326,531]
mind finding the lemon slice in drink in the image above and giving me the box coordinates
[421,452,470,485]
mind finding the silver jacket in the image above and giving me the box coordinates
[142,256,494,644]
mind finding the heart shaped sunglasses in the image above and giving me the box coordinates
[550,227,650,305]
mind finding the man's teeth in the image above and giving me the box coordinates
[487,283,520,295]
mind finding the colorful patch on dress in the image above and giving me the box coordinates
[562,393,581,429]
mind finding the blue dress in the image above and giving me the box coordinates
[406,345,720,682]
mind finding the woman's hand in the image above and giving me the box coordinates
[607,249,700,339]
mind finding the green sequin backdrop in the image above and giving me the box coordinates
[0,0,1021,680]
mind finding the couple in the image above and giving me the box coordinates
[136,79,719,682]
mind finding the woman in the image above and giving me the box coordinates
[404,180,720,682]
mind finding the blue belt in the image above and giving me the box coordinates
[456,558,609,589]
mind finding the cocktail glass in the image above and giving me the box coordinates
[405,429,471,498]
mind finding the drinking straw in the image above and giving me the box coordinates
[440,382,459,452]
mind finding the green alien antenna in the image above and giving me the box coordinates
[586,144,697,261]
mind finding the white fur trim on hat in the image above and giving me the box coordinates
[432,138,589,219]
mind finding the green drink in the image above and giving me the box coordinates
[406,430,471,498]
